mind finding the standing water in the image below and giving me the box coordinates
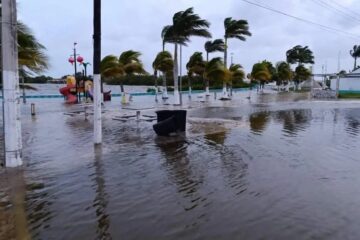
[1,90,360,239]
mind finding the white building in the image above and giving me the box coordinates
[330,68,360,92]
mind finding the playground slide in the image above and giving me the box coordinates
[59,85,78,104]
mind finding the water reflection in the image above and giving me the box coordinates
[249,111,270,134]
[156,138,203,210]
[344,109,360,137]
[155,137,211,229]
[92,146,111,240]
[26,179,53,239]
[204,128,227,146]
[274,109,312,136]
[204,130,249,197]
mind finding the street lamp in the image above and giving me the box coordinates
[68,42,84,103]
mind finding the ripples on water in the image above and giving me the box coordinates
[1,98,360,239]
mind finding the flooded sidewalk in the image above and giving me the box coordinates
[1,91,360,239]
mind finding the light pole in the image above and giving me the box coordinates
[68,43,84,103]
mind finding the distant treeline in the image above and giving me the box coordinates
[24,75,53,83]
[104,75,252,90]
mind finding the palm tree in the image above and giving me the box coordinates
[204,58,230,93]
[350,45,360,71]
[100,54,124,83]
[204,39,225,95]
[204,39,225,62]
[101,50,146,101]
[294,64,311,89]
[186,52,205,97]
[229,63,245,83]
[153,51,174,99]
[251,62,271,92]
[162,7,211,105]
[17,22,49,77]
[286,45,315,66]
[276,61,292,91]
[223,17,251,98]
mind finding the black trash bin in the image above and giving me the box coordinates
[153,110,187,136]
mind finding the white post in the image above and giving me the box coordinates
[94,74,102,144]
[2,0,23,167]
[93,0,102,144]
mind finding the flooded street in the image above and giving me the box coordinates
[1,91,360,239]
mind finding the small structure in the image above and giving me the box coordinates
[330,68,360,93]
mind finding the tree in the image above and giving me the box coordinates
[101,50,146,95]
[204,39,225,62]
[204,58,230,88]
[17,22,49,77]
[228,63,245,88]
[350,45,360,71]
[162,7,211,104]
[186,52,205,96]
[153,51,174,99]
[223,17,251,98]
[261,60,277,82]
[251,62,271,90]
[286,45,315,66]
[294,64,311,88]
[204,39,225,95]
[276,61,292,89]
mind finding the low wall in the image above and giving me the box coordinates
[312,89,337,99]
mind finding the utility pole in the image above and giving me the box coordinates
[93,0,102,144]
[2,0,22,167]
[336,51,341,98]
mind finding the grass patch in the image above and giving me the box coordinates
[339,92,360,99]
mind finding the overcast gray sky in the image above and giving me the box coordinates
[18,0,360,78]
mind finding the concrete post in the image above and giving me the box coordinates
[2,0,22,167]
[93,0,102,144]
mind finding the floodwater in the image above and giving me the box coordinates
[1,90,360,239]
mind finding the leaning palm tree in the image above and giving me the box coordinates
[350,45,360,71]
[204,58,230,96]
[223,17,251,98]
[162,7,211,105]
[153,51,174,99]
[100,55,125,83]
[204,39,225,95]
[204,39,225,62]
[229,63,245,87]
[17,21,49,78]
[118,50,147,93]
[101,50,146,102]
[186,52,205,97]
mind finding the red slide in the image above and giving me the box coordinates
[59,85,78,104]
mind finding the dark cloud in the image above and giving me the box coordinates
[18,0,360,77]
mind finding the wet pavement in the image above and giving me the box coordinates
[1,90,360,239]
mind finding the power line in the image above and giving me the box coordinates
[239,0,360,40]
[310,0,360,23]
[328,0,360,19]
